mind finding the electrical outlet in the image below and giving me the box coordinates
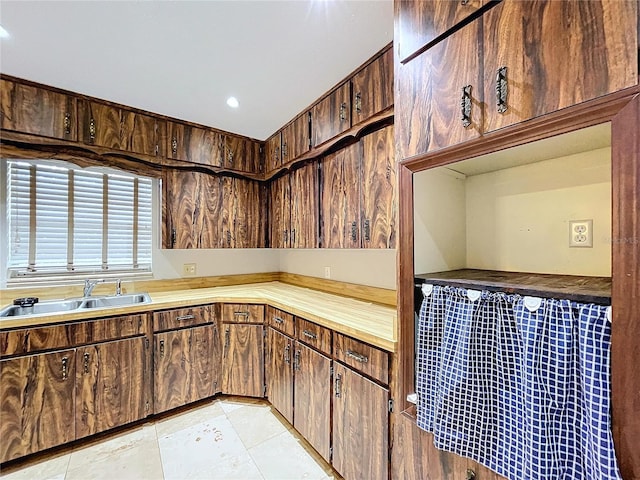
[324,266,331,279]
[569,220,593,247]
[183,263,197,275]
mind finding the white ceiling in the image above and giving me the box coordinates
[0,0,393,140]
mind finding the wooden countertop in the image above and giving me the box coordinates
[0,282,397,352]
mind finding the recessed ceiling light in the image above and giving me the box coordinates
[0,25,10,39]
[226,97,239,108]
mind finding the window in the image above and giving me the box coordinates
[6,160,153,282]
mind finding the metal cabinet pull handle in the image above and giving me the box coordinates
[335,373,342,397]
[89,117,96,141]
[466,469,476,480]
[171,228,176,248]
[83,352,90,373]
[302,330,317,340]
[274,316,284,324]
[176,314,194,321]
[64,113,71,135]
[224,327,230,350]
[282,142,288,158]
[226,230,232,247]
[294,350,301,371]
[159,340,165,358]
[233,311,250,317]
[227,150,233,164]
[496,66,508,114]
[284,344,291,365]
[283,229,288,246]
[355,92,362,113]
[61,356,69,380]
[346,349,369,363]
[460,85,472,128]
[351,221,358,242]
[275,145,280,162]
[171,137,178,155]
[339,102,347,121]
[290,229,296,246]
[461,0,470,5]
[363,219,371,242]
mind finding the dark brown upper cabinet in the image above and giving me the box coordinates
[265,131,282,174]
[221,134,262,174]
[281,112,311,165]
[394,0,484,63]
[351,47,393,126]
[482,0,638,134]
[167,121,222,167]
[269,174,291,248]
[312,82,351,148]
[0,78,78,142]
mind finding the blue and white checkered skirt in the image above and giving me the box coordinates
[416,285,621,480]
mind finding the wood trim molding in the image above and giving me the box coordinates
[278,272,397,307]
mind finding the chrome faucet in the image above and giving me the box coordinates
[83,279,104,297]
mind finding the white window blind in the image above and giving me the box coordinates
[7,160,152,279]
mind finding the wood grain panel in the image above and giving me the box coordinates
[611,94,640,480]
[312,82,351,147]
[269,174,291,248]
[121,110,163,157]
[483,0,639,134]
[361,125,396,249]
[282,113,310,163]
[320,142,361,248]
[233,178,266,248]
[266,305,295,337]
[219,176,235,248]
[221,324,264,397]
[222,134,261,174]
[266,327,294,423]
[75,337,148,437]
[290,163,319,248]
[352,47,394,125]
[265,131,282,173]
[80,100,122,149]
[73,314,146,345]
[1,324,73,357]
[293,342,331,461]
[396,20,482,161]
[395,0,484,62]
[153,305,214,332]
[296,317,332,356]
[333,363,389,480]
[0,78,77,141]
[167,121,222,167]
[154,324,217,413]
[222,303,264,324]
[0,349,75,463]
[334,333,389,385]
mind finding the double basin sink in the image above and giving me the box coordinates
[0,293,151,318]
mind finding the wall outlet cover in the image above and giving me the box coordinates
[183,263,197,275]
[569,219,593,248]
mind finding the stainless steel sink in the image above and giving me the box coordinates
[0,293,151,317]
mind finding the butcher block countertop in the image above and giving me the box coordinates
[0,282,397,352]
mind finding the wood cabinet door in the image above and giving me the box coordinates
[290,163,319,248]
[293,342,331,462]
[233,178,266,248]
[482,0,638,133]
[320,142,361,248]
[281,113,310,164]
[394,0,484,62]
[76,337,148,438]
[269,174,291,248]
[121,110,165,157]
[395,20,482,160]
[222,135,262,174]
[351,47,394,125]
[167,121,222,167]
[312,82,351,147]
[265,131,282,173]
[266,328,294,424]
[221,324,264,397]
[154,324,217,414]
[332,363,389,480]
[163,169,222,249]
[0,349,75,463]
[0,79,78,141]
[360,126,396,249]
[80,100,123,149]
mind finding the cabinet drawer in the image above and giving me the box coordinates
[296,318,332,355]
[73,314,147,345]
[334,333,389,385]
[266,306,294,336]
[222,304,264,324]
[153,305,214,332]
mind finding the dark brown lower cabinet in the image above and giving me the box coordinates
[76,337,148,438]
[294,342,332,462]
[332,362,389,480]
[266,327,294,423]
[154,324,219,413]
[221,323,264,397]
[0,349,76,463]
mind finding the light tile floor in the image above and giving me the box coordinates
[0,397,342,480]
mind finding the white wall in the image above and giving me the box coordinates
[413,168,467,275]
